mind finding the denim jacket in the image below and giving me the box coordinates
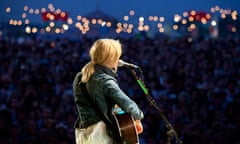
[73,64,144,129]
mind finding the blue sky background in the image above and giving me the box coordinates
[0,0,239,23]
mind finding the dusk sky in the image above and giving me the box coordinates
[0,0,239,24]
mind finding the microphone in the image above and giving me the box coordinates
[118,59,139,69]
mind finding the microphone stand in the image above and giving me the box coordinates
[128,67,183,144]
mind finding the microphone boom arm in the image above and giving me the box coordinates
[128,68,183,144]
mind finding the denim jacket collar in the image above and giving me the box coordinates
[94,64,117,78]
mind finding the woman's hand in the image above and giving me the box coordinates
[134,120,143,134]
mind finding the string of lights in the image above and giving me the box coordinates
[2,4,239,36]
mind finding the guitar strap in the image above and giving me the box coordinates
[78,79,122,144]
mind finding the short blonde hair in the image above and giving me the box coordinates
[81,38,122,82]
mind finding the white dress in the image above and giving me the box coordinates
[75,121,114,144]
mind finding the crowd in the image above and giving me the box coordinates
[0,33,240,144]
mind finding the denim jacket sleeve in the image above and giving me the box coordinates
[88,73,144,120]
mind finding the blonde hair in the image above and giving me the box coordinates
[81,38,122,82]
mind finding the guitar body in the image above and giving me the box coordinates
[112,113,139,144]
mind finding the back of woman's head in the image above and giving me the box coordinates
[81,38,122,82]
[90,38,122,65]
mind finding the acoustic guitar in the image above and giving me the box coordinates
[112,112,139,144]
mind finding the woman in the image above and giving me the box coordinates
[73,38,144,144]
